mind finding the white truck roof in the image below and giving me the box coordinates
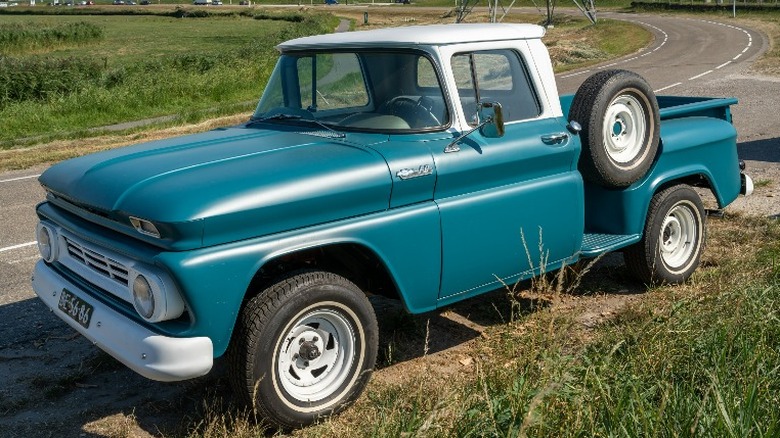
[277,23,546,51]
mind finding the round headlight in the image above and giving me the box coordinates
[132,275,155,320]
[36,224,57,263]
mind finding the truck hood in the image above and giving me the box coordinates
[40,125,392,248]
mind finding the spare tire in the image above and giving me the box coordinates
[569,69,660,188]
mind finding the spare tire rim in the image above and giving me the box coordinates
[660,203,697,270]
[277,308,355,403]
[603,94,647,165]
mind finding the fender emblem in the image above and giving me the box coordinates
[396,164,433,180]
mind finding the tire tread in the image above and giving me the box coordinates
[227,270,377,429]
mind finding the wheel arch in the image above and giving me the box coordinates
[245,241,403,306]
[220,241,404,360]
[636,169,719,233]
[584,168,721,237]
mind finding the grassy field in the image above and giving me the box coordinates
[0,10,337,149]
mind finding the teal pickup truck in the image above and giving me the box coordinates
[32,24,752,427]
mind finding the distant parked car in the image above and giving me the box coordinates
[239,0,249,4]
[324,0,338,4]
[126,0,136,4]
[140,0,151,4]
[112,0,124,4]
[212,0,222,4]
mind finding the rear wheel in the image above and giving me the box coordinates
[625,185,705,284]
[228,271,378,429]
[569,69,660,188]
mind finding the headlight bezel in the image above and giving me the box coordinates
[131,274,156,320]
[129,268,185,323]
[36,223,59,263]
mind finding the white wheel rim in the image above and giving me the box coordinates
[276,308,356,403]
[659,203,698,270]
[602,94,647,164]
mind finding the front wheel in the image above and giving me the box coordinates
[228,271,378,428]
[625,185,705,284]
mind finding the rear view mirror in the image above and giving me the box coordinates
[478,102,505,138]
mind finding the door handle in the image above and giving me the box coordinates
[541,133,569,145]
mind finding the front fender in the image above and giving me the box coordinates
[157,202,442,357]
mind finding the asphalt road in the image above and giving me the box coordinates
[0,12,778,434]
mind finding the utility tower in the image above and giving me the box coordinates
[455,0,515,23]
[454,0,597,24]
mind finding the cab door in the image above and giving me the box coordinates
[434,49,584,301]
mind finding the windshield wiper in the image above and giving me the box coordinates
[248,113,303,124]
[248,112,345,139]
[254,115,346,138]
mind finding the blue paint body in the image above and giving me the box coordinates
[35,55,742,359]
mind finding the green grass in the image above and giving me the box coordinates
[0,11,337,147]
[0,20,102,54]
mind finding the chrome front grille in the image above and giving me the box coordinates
[64,236,130,286]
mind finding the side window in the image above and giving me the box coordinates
[452,50,541,125]
[298,53,369,111]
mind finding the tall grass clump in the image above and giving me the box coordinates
[449,216,780,437]
[0,56,102,108]
[0,21,102,54]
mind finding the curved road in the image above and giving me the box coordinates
[0,11,778,434]
[557,13,763,94]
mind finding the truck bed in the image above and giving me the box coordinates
[560,94,738,123]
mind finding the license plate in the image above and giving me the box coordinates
[57,289,93,329]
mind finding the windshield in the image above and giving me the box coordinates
[253,51,449,132]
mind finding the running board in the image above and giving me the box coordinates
[580,233,641,258]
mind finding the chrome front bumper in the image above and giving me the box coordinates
[32,261,213,382]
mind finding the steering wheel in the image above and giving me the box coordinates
[380,96,441,128]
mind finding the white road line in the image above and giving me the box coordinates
[655,82,683,93]
[0,174,40,184]
[689,70,714,81]
[682,18,753,84]
[559,70,591,79]
[0,241,37,253]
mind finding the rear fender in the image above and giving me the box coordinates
[584,117,740,235]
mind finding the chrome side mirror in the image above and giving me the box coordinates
[478,101,505,138]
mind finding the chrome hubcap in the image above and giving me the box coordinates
[603,94,647,164]
[277,308,355,403]
[660,203,697,270]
